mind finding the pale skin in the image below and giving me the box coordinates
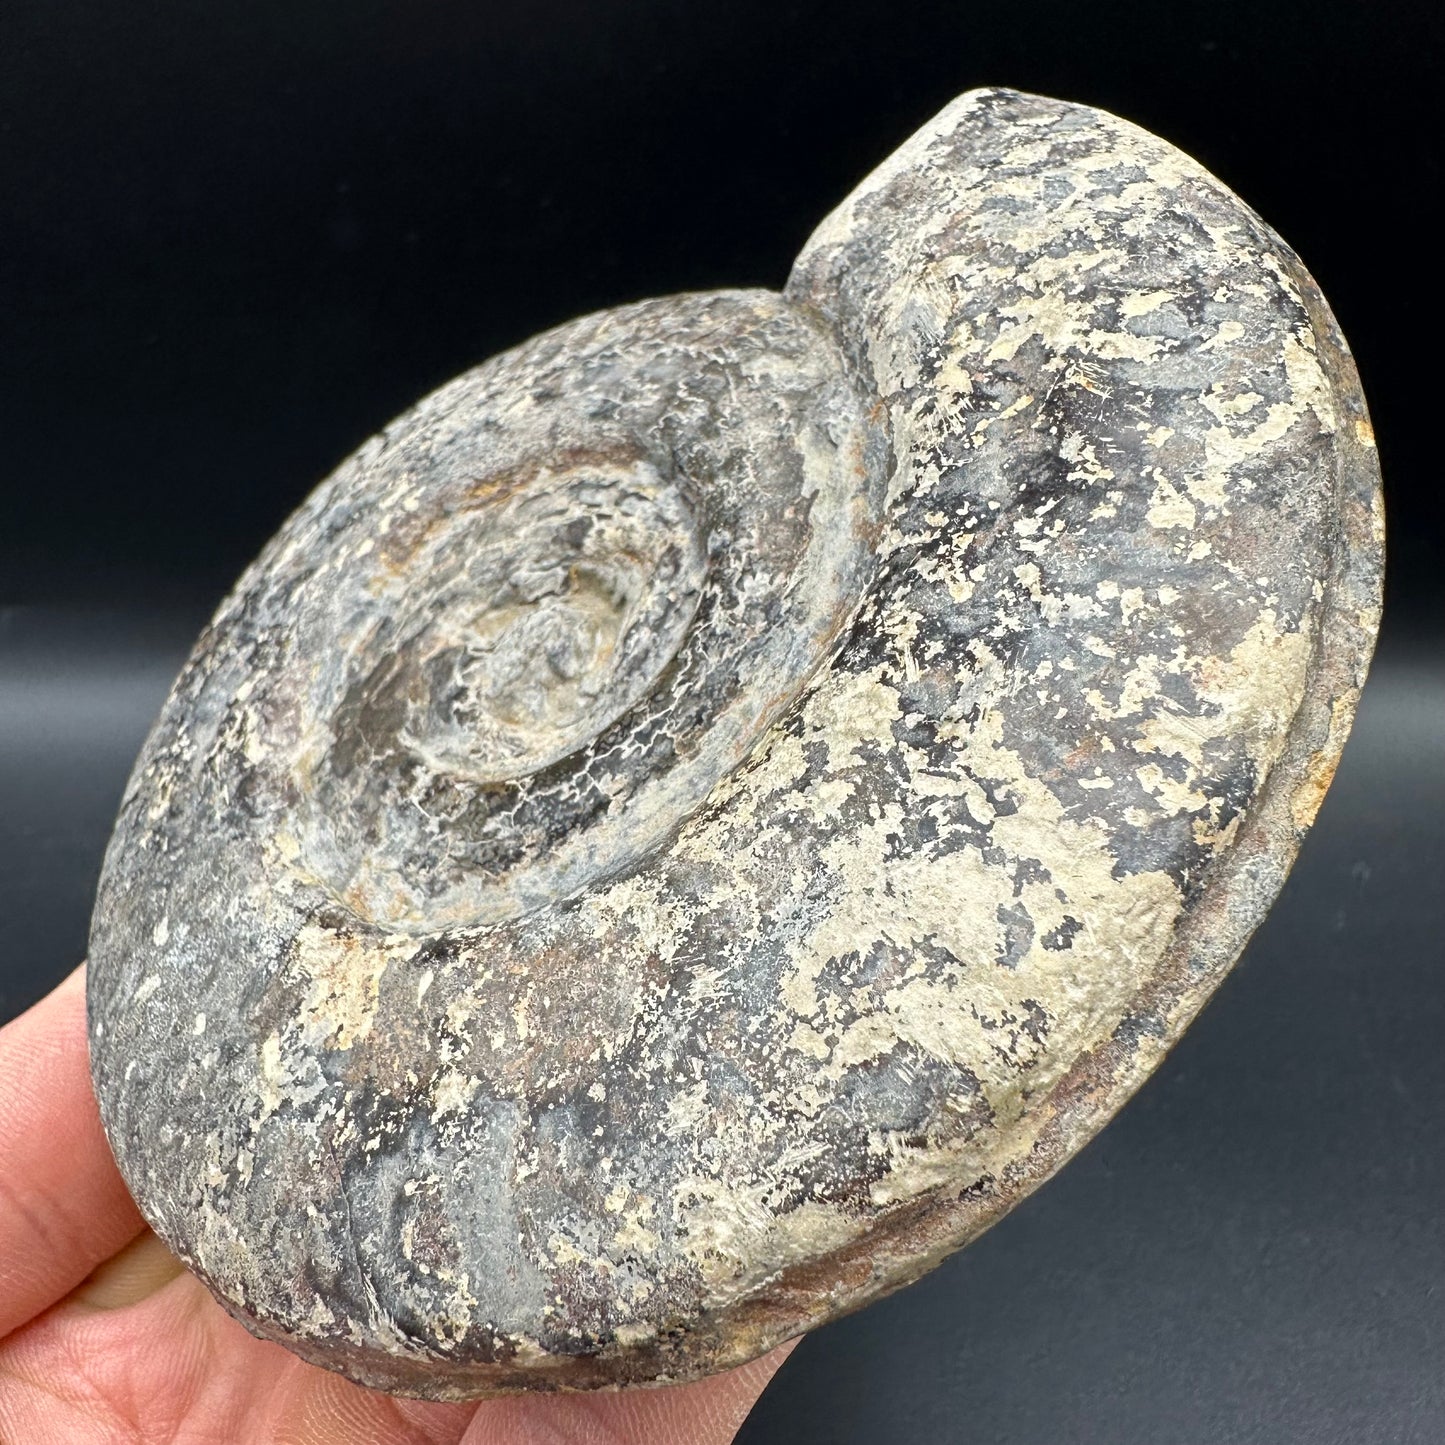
[0,969,796,1445]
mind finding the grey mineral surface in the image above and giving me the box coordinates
[88,88,1382,1398]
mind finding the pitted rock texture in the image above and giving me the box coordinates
[88,89,1382,1398]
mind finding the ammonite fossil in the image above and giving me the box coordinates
[88,89,1383,1397]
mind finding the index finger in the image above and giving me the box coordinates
[0,966,146,1338]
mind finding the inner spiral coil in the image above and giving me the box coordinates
[272,291,889,930]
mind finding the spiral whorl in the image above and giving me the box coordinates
[276,292,887,931]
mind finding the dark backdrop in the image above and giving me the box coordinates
[1,4,1440,1442]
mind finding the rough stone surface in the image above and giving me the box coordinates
[88,89,1383,1398]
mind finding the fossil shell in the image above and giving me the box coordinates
[88,89,1383,1397]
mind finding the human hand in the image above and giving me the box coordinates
[0,968,795,1444]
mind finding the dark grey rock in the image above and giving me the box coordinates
[87,89,1382,1397]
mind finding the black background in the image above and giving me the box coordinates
[1,3,1440,1441]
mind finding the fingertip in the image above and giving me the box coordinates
[64,1229,188,1312]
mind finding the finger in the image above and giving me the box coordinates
[65,1229,187,1311]
[2,1220,794,1445]
[0,1265,477,1445]
[460,1340,801,1445]
[0,966,146,1338]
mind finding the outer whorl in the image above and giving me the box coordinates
[88,89,1383,1397]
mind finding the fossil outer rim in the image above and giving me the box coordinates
[87,87,1384,1397]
